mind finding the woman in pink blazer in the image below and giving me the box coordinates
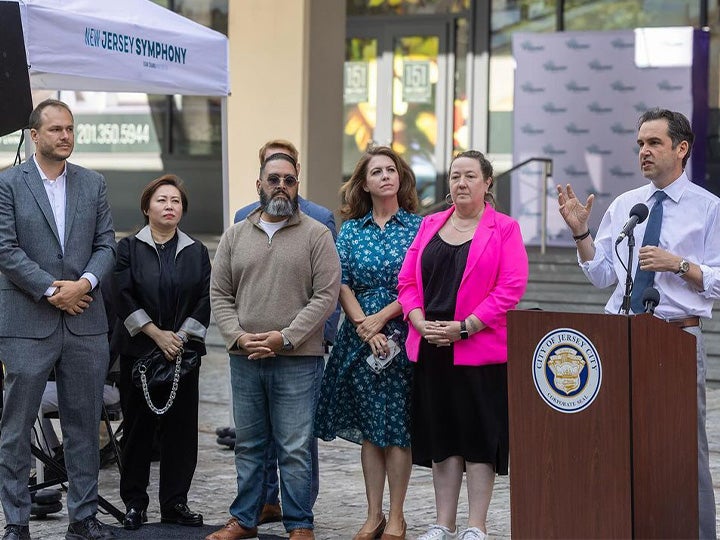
[397,151,528,540]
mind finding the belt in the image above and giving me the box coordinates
[667,316,700,328]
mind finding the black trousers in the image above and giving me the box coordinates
[118,354,200,512]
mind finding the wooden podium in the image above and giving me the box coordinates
[507,311,698,538]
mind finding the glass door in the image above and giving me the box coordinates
[344,22,450,207]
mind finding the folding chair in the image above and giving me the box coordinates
[35,400,124,475]
[30,408,124,523]
[99,400,123,473]
[0,362,114,522]
[31,378,125,522]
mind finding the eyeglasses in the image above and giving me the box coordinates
[265,174,298,188]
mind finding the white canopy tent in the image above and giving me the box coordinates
[10,0,231,223]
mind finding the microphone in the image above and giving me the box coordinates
[615,203,649,245]
[642,287,660,314]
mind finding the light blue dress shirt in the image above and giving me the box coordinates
[580,172,720,318]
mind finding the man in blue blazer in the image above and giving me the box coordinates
[231,139,339,526]
[0,99,116,540]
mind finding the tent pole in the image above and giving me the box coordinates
[23,129,34,162]
[221,96,229,230]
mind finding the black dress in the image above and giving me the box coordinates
[411,233,509,474]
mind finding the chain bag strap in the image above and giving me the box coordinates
[137,351,182,415]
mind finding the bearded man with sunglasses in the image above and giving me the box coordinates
[209,152,341,540]
[230,139,340,529]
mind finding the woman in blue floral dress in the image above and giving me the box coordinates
[315,146,421,540]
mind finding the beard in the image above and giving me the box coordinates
[37,141,73,162]
[260,189,299,218]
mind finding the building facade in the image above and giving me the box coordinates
[1,0,718,234]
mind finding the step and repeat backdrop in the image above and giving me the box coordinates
[512,28,709,246]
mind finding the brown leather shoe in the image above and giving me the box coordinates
[380,519,407,540]
[205,518,258,540]
[258,502,282,525]
[289,528,315,539]
[353,515,386,540]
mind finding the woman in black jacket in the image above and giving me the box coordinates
[113,174,210,531]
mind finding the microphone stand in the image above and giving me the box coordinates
[620,230,635,314]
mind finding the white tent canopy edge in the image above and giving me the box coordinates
[10,0,231,225]
[16,0,229,96]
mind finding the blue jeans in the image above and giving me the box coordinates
[229,354,324,531]
[262,434,319,506]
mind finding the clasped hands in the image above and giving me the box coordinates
[416,319,462,346]
[354,312,390,358]
[237,331,284,360]
[154,330,185,362]
[47,279,93,315]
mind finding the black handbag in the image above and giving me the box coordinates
[132,347,199,415]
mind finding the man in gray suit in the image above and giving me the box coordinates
[0,99,116,540]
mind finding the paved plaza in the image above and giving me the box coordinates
[6,342,720,538]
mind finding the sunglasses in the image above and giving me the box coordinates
[265,174,298,188]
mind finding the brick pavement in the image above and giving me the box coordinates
[6,345,720,538]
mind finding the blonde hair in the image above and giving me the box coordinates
[258,139,299,164]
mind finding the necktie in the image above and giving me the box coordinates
[630,190,667,314]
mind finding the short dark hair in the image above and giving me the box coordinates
[637,108,694,168]
[259,152,298,177]
[29,99,73,130]
[140,174,188,224]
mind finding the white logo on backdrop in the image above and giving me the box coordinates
[512,29,696,246]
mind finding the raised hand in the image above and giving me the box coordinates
[557,183,595,236]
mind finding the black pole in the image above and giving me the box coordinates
[621,231,636,314]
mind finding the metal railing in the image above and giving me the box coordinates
[421,157,553,253]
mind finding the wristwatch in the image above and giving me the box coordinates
[459,320,469,340]
[675,259,690,277]
[281,331,293,351]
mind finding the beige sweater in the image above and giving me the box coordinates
[210,208,340,357]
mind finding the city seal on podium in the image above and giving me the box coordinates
[532,328,602,414]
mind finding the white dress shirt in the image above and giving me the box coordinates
[33,155,99,296]
[35,156,67,252]
[580,172,720,319]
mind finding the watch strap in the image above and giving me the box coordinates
[675,259,690,276]
[459,320,469,340]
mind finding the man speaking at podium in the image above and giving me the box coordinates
[557,108,720,539]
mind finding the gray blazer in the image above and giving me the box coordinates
[0,159,116,338]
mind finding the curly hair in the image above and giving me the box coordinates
[340,146,419,219]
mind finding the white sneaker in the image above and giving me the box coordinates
[418,524,459,540]
[459,527,488,540]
